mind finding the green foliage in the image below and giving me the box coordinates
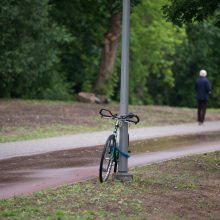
[129,0,185,104]
[163,0,220,27]
[161,1,220,107]
[50,0,112,94]
[170,21,220,107]
[1,0,220,107]
[0,0,72,100]
[50,0,142,98]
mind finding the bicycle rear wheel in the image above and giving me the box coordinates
[99,134,116,183]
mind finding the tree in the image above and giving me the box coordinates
[50,0,141,96]
[93,0,141,95]
[162,0,220,107]
[169,21,220,108]
[128,0,185,105]
[50,0,113,95]
[0,0,71,99]
[163,0,220,27]
[93,11,122,94]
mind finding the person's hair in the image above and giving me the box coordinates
[199,69,207,77]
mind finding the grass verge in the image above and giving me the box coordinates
[1,99,220,142]
[0,151,219,219]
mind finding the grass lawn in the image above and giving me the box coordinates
[1,99,220,142]
[0,151,219,219]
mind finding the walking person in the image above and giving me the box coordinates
[195,70,211,125]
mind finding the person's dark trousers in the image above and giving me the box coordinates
[197,100,207,124]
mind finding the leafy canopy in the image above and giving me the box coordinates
[163,0,220,27]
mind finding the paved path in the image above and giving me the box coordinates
[1,140,220,199]
[1,121,220,160]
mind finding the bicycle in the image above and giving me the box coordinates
[99,109,140,183]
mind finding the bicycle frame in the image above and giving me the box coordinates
[99,109,139,182]
[112,119,130,162]
[113,119,119,138]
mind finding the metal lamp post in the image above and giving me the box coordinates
[114,0,132,182]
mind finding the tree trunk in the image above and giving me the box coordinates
[94,12,122,94]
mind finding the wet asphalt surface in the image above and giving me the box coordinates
[2,121,220,160]
[1,132,220,199]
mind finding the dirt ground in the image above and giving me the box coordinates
[131,151,220,219]
[0,100,103,128]
[1,99,220,128]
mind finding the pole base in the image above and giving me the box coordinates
[113,172,133,182]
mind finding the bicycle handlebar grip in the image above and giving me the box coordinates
[124,113,140,124]
[99,109,113,118]
[134,115,140,124]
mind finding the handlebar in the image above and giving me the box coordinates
[99,109,140,125]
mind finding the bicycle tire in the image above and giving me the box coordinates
[113,146,119,173]
[99,134,116,183]
[113,161,118,173]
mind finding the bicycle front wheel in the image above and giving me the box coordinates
[99,134,116,183]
